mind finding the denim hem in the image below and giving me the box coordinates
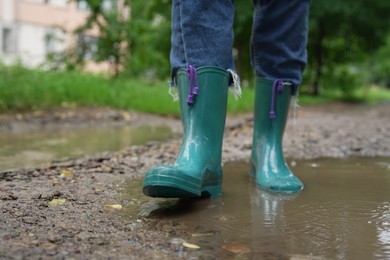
[256,76,299,96]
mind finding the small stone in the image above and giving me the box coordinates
[23,217,38,224]
[170,238,185,251]
[14,211,24,217]
[0,192,18,200]
[126,223,141,231]
[92,237,109,245]
[0,232,19,240]
[76,231,96,241]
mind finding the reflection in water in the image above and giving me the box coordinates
[250,186,300,257]
[121,158,390,259]
[0,125,172,171]
[375,202,390,258]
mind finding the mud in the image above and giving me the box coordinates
[0,103,389,259]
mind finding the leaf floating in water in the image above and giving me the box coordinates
[48,198,66,206]
[182,242,200,249]
[221,243,251,254]
[60,170,73,178]
[105,204,123,209]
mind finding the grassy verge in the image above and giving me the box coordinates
[1,64,389,115]
[0,65,180,115]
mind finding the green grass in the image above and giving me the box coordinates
[297,87,390,106]
[0,64,180,115]
[1,64,389,115]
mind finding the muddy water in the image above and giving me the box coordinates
[121,158,390,259]
[0,125,172,171]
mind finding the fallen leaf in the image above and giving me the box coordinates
[40,242,58,250]
[60,170,73,178]
[221,243,251,254]
[102,166,112,173]
[121,112,134,121]
[105,204,123,209]
[48,198,66,206]
[183,242,200,249]
[12,242,28,248]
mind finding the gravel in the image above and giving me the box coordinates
[0,103,389,259]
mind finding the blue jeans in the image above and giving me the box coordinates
[170,0,310,89]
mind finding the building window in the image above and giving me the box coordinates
[45,33,55,53]
[49,0,68,8]
[2,28,12,53]
[77,0,116,12]
[77,0,90,12]
[77,34,98,60]
[102,0,116,12]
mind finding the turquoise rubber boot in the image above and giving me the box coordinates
[250,77,303,193]
[143,66,229,198]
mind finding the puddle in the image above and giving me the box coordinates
[0,125,172,171]
[119,157,390,259]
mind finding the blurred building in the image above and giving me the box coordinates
[0,0,119,72]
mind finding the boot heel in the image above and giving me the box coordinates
[201,185,222,198]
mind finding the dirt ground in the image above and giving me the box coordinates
[0,103,389,259]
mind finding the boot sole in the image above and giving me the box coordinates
[143,174,222,198]
[143,185,222,199]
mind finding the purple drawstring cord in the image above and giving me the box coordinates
[186,65,199,105]
[269,80,283,119]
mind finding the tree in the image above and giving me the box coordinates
[372,34,390,87]
[71,0,390,91]
[307,0,390,95]
[73,0,171,79]
[125,0,171,79]
[74,0,130,77]
[233,2,253,84]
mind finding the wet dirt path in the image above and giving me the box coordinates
[0,103,389,259]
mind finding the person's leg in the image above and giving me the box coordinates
[170,0,235,78]
[169,0,186,81]
[251,0,309,87]
[143,0,235,198]
[250,0,310,193]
